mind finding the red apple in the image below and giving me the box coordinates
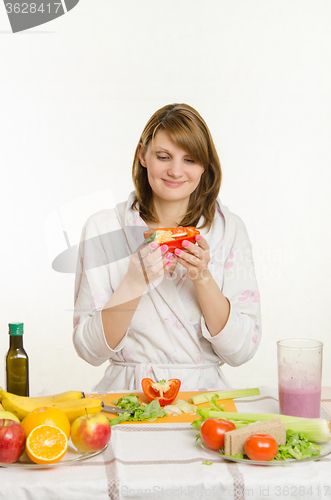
[71,413,111,453]
[0,419,26,463]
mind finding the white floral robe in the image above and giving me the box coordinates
[73,191,261,392]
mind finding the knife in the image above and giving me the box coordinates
[102,404,134,415]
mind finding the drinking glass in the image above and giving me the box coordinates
[277,338,323,418]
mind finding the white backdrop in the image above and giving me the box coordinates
[1,0,330,395]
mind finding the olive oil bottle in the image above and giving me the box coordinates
[6,323,29,396]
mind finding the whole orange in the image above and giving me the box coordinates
[21,407,71,438]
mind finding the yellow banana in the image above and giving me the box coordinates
[2,396,103,422]
[0,387,84,404]
[0,403,4,411]
[1,397,33,420]
[51,398,104,422]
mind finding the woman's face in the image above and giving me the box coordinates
[138,129,205,205]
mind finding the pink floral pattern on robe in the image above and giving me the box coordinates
[238,290,260,304]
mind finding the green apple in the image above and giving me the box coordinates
[71,413,111,453]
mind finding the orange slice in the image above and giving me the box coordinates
[26,425,68,464]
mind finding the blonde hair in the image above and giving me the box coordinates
[131,103,222,232]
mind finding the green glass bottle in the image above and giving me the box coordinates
[6,323,29,396]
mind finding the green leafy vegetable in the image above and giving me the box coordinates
[274,430,322,461]
[202,460,213,465]
[111,394,141,412]
[210,394,225,412]
[109,393,168,426]
[108,412,133,426]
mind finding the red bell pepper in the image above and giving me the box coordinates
[141,378,181,406]
[143,227,200,252]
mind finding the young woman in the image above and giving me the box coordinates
[73,103,261,392]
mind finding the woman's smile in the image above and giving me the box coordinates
[162,179,187,188]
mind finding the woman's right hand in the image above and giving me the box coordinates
[126,242,173,289]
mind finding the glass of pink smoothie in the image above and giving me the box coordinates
[277,338,323,418]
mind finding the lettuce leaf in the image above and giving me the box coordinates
[109,395,168,426]
[274,430,322,461]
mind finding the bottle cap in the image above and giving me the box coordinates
[8,323,24,336]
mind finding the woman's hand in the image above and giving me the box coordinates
[173,234,211,283]
[126,241,174,289]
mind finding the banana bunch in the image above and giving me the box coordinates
[0,387,103,422]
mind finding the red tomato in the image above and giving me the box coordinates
[244,434,278,461]
[200,418,236,450]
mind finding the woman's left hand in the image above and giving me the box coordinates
[173,235,211,283]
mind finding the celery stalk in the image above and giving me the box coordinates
[189,388,260,405]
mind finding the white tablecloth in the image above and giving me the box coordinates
[1,386,331,500]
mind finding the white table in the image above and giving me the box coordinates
[1,386,331,500]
